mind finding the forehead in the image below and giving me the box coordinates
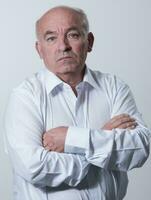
[37,8,83,34]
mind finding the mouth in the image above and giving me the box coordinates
[57,56,73,61]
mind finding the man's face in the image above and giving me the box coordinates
[36,8,93,76]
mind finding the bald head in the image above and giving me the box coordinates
[36,6,89,39]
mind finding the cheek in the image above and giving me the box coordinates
[40,46,58,69]
[74,43,88,57]
[79,45,88,60]
[41,46,55,60]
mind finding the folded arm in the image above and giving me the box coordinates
[65,84,151,171]
[43,84,151,172]
[4,89,90,188]
[43,114,137,152]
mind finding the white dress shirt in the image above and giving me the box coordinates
[4,67,150,200]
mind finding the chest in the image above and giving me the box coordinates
[42,88,111,131]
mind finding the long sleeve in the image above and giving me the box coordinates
[4,89,89,188]
[65,82,151,172]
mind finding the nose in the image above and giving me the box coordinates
[57,36,72,52]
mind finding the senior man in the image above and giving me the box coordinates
[4,5,150,200]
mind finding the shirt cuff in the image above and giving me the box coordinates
[65,126,89,155]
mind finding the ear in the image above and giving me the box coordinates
[87,32,94,52]
[35,41,43,59]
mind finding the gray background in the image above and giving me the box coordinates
[0,0,151,199]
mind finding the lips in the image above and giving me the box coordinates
[57,56,73,61]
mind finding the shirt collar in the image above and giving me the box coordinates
[83,67,99,89]
[44,68,63,94]
[44,66,99,95]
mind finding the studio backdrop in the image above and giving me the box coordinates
[0,1,151,200]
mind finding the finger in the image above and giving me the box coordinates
[112,116,135,128]
[43,137,53,147]
[118,121,137,129]
[42,138,48,147]
[43,133,47,139]
[45,145,52,151]
[111,114,130,123]
[43,130,53,139]
[129,125,137,130]
[44,143,54,150]
[42,137,50,147]
[128,122,138,129]
[111,115,134,124]
[43,134,53,145]
[113,119,136,129]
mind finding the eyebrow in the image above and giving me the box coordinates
[43,26,81,39]
[43,31,57,39]
[67,26,84,36]
[66,27,80,32]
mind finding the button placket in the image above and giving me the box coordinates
[75,84,86,128]
[63,83,77,119]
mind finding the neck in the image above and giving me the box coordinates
[56,67,86,96]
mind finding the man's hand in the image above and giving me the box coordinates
[43,114,136,152]
[102,114,137,130]
[43,126,68,153]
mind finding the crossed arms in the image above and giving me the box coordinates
[43,114,137,152]
[4,83,150,188]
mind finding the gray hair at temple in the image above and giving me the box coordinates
[35,5,90,39]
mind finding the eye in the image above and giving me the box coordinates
[67,32,80,39]
[45,36,57,42]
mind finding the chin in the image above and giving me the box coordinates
[58,65,79,74]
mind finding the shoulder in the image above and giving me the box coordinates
[89,68,129,91]
[8,70,46,107]
[12,70,45,98]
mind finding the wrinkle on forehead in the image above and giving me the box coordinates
[36,7,83,39]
